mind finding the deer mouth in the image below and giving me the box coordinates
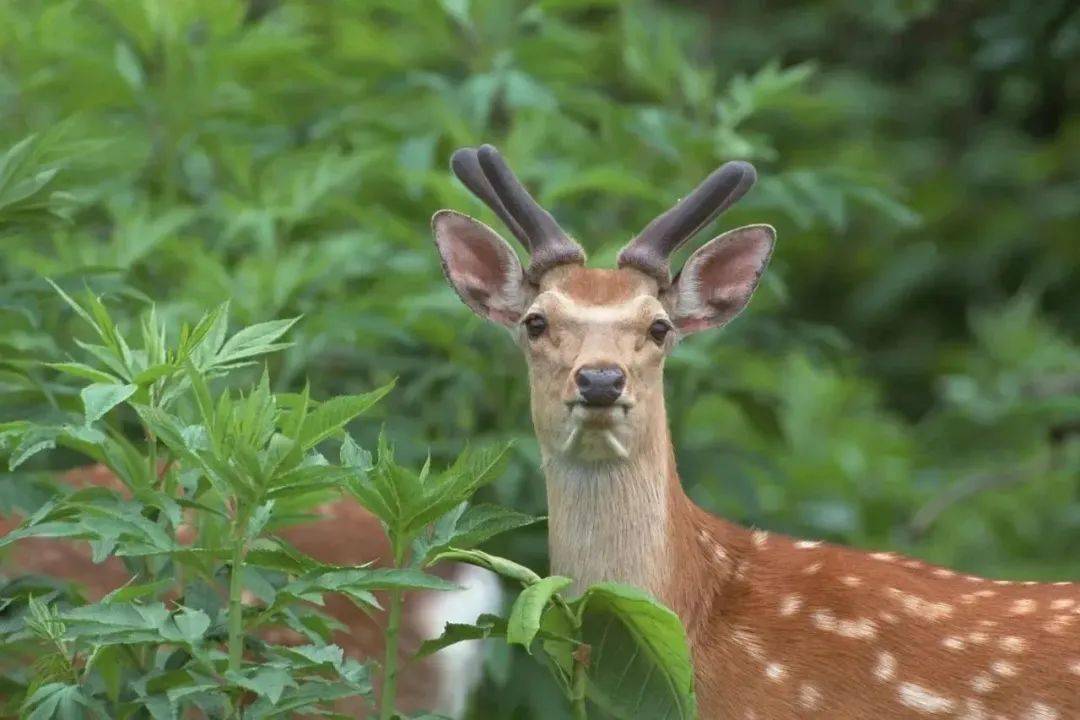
[566,401,633,426]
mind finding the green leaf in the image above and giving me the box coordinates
[22,683,107,720]
[506,575,572,651]
[8,425,61,469]
[159,607,211,644]
[414,613,507,659]
[430,548,541,586]
[297,381,395,450]
[417,503,542,565]
[214,317,300,366]
[81,383,137,424]
[227,665,296,705]
[45,362,120,385]
[573,583,697,719]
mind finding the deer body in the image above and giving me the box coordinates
[434,145,1080,718]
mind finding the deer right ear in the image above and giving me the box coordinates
[432,210,531,326]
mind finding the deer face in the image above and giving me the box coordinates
[433,146,774,463]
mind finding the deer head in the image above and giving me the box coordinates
[432,145,775,465]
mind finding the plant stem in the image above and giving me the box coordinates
[227,529,247,673]
[571,656,588,720]
[379,588,403,720]
[379,541,407,720]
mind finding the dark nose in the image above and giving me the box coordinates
[575,365,626,407]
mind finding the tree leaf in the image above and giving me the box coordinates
[506,575,572,651]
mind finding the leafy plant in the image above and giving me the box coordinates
[0,288,697,719]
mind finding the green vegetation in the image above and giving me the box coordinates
[0,0,1077,718]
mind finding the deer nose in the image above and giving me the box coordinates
[575,366,626,407]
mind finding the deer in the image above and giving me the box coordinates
[0,464,501,718]
[431,144,1080,719]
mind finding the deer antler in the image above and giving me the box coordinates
[450,145,585,282]
[618,160,758,287]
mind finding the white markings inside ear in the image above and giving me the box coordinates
[666,224,775,334]
[432,210,531,326]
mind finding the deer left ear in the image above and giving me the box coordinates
[666,224,775,334]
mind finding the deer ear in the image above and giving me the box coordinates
[432,210,531,326]
[667,224,775,334]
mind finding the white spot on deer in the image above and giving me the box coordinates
[840,575,862,587]
[978,619,997,628]
[752,529,768,549]
[732,628,767,663]
[712,543,728,563]
[1068,659,1080,676]
[765,662,786,682]
[991,660,1018,677]
[1023,702,1059,720]
[959,698,988,720]
[798,683,822,710]
[963,575,985,583]
[933,568,956,578]
[795,540,821,549]
[744,710,757,720]
[779,594,802,617]
[942,636,966,651]
[992,580,1014,586]
[874,651,897,681]
[970,673,995,694]
[960,593,978,605]
[803,561,823,575]
[1009,599,1037,615]
[871,552,897,562]
[1052,581,1071,586]
[902,560,922,569]
[811,609,837,633]
[974,589,996,598]
[1022,581,1039,586]
[879,610,899,625]
[1050,598,1075,611]
[897,683,955,714]
[999,636,1027,654]
[838,617,877,640]
[886,587,954,621]
[1044,615,1074,634]
[966,631,989,645]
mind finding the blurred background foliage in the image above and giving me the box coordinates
[0,0,1077,716]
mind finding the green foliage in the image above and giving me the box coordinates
[0,0,1077,717]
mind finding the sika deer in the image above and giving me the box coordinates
[432,144,1079,719]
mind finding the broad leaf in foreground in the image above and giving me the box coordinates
[573,583,697,720]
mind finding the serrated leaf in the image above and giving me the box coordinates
[297,382,395,450]
[416,503,542,565]
[81,383,137,424]
[415,613,507,659]
[214,317,300,366]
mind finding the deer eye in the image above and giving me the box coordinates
[523,313,548,339]
[648,319,672,345]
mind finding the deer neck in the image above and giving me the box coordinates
[541,401,718,613]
